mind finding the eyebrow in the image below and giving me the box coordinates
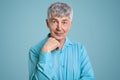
[62,19,69,21]
[50,18,69,22]
[50,18,57,20]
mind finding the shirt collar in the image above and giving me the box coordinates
[59,37,73,52]
[64,36,72,47]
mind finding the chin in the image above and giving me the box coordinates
[55,36,65,41]
[50,33,66,40]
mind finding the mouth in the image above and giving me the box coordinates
[55,32,63,36]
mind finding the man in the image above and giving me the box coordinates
[29,2,94,80]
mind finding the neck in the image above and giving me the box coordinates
[58,38,66,49]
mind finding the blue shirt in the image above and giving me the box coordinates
[29,36,94,80]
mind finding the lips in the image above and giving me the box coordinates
[55,32,63,36]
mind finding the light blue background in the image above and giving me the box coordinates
[0,0,120,80]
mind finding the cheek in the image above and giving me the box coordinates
[49,26,56,32]
[64,25,71,31]
[63,27,70,32]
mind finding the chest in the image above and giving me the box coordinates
[52,46,81,80]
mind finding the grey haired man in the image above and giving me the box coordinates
[29,2,94,80]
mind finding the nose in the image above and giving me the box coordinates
[56,22,62,31]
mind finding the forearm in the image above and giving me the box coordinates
[30,64,56,80]
[29,49,57,80]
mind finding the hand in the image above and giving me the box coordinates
[41,37,60,52]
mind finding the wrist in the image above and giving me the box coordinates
[41,46,51,52]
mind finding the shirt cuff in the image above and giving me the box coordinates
[39,51,52,63]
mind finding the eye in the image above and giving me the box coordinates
[51,20,57,23]
[62,21,68,25]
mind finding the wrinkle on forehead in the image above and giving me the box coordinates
[51,11,70,18]
[50,16,70,22]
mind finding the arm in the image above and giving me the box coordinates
[79,45,94,80]
[29,48,57,80]
[29,37,60,80]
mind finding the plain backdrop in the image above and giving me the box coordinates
[0,0,120,80]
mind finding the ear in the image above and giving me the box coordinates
[69,21,72,28]
[46,19,49,28]
[70,21,72,26]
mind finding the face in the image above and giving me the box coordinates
[46,15,72,41]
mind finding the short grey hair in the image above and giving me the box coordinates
[47,2,73,21]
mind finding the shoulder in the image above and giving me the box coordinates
[68,38,87,53]
[67,38,88,59]
[68,38,83,48]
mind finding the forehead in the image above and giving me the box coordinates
[50,12,70,21]
[50,16,70,21]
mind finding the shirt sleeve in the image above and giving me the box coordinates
[28,48,57,80]
[79,45,94,80]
